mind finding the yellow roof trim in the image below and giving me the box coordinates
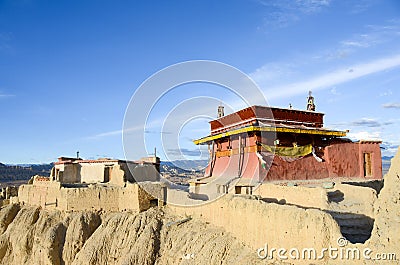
[193,125,347,145]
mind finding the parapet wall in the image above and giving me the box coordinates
[16,178,156,213]
[253,183,329,209]
[166,194,342,259]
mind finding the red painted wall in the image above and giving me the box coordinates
[260,154,330,181]
[325,143,360,178]
[203,140,382,183]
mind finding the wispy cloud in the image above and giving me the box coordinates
[349,118,393,128]
[379,89,393,97]
[341,40,371,48]
[348,0,377,14]
[0,32,13,52]
[257,54,400,99]
[257,0,331,29]
[251,19,400,99]
[89,129,123,139]
[333,118,394,128]
[381,141,400,157]
[313,20,400,61]
[250,63,296,85]
[86,116,170,140]
[167,148,204,157]
[0,94,15,98]
[86,125,145,140]
[144,130,172,134]
[259,0,331,13]
[382,103,400,109]
[341,20,400,50]
[330,87,340,96]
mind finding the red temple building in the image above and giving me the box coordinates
[191,93,382,195]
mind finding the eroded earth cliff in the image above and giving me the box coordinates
[0,204,268,265]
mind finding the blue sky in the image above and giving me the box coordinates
[0,0,399,164]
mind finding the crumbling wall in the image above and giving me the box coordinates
[17,180,155,213]
[61,186,120,212]
[18,178,62,209]
[118,183,156,212]
[108,164,125,186]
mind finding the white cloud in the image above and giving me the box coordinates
[250,63,295,85]
[87,124,147,140]
[315,20,400,61]
[341,40,370,48]
[256,54,400,100]
[379,89,393,97]
[347,131,382,141]
[250,19,400,98]
[257,0,331,29]
[89,129,123,139]
[330,87,340,95]
[348,0,377,14]
[340,20,400,52]
[0,94,15,98]
[383,103,400,109]
[350,118,393,128]
[331,118,394,130]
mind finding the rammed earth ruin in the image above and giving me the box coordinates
[13,156,162,212]
[3,92,393,264]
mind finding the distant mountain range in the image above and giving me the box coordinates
[161,160,208,170]
[0,163,53,182]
